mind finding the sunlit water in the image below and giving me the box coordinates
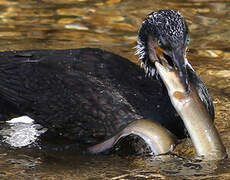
[0,0,229,179]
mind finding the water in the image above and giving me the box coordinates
[0,0,229,179]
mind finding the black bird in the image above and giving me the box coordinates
[0,10,213,149]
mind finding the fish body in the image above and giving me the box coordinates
[155,61,227,160]
[89,119,176,155]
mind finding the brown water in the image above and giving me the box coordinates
[0,0,229,179]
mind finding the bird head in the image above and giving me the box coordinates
[135,9,190,92]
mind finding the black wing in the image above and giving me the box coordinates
[0,48,185,144]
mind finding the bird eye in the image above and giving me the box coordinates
[157,40,163,47]
[186,36,190,45]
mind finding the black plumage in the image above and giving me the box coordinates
[0,10,214,147]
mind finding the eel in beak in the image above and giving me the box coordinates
[155,61,227,160]
[88,119,176,155]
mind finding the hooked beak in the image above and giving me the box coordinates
[153,46,189,92]
[171,48,189,92]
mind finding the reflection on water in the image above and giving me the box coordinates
[0,116,47,148]
[0,0,229,179]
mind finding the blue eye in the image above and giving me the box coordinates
[158,40,163,47]
[186,36,190,45]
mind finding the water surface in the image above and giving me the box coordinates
[0,0,229,179]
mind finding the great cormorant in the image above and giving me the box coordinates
[0,10,215,153]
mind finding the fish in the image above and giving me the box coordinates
[155,61,227,160]
[88,119,176,155]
